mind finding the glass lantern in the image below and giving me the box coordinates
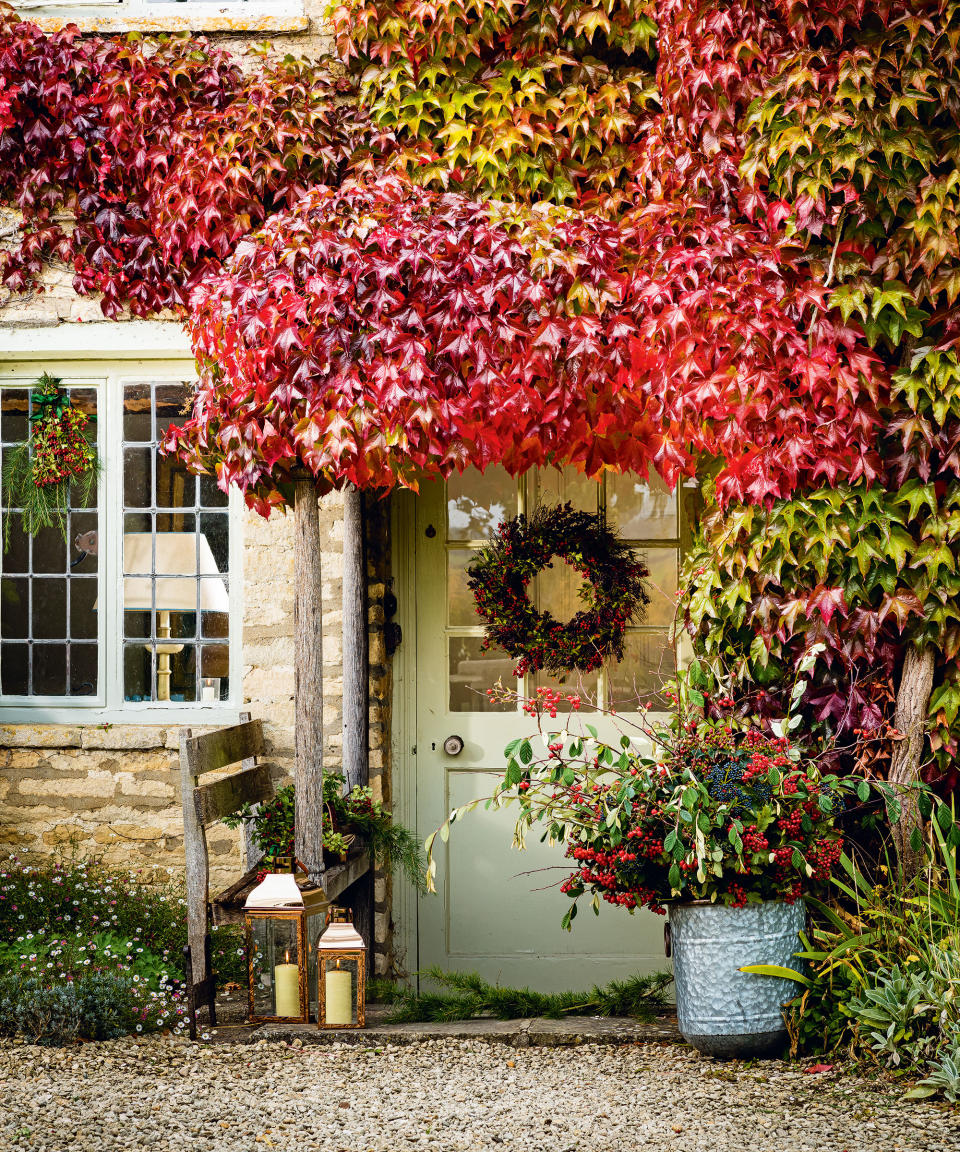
[244,872,328,1023]
[317,908,366,1029]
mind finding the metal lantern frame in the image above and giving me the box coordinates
[316,910,367,1030]
[244,873,328,1024]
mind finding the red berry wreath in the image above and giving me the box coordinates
[467,503,650,677]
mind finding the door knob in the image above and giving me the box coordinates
[442,735,465,757]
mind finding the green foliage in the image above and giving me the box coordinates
[372,966,672,1023]
[682,466,960,773]
[0,972,142,1045]
[223,775,428,891]
[780,810,960,1100]
[334,0,659,208]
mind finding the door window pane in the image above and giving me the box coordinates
[448,550,482,627]
[607,631,676,709]
[449,636,515,712]
[639,547,680,628]
[534,467,597,513]
[607,471,677,539]
[447,467,516,540]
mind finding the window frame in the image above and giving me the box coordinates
[19,0,308,35]
[0,355,244,725]
[443,467,698,714]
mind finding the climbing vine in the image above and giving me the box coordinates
[2,1,960,811]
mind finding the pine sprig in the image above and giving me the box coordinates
[374,967,673,1023]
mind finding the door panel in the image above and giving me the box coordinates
[413,470,682,991]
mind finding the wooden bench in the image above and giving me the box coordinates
[179,714,373,1038]
[179,713,274,1040]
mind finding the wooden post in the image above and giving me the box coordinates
[179,726,209,988]
[889,643,936,879]
[294,479,325,884]
[343,484,369,793]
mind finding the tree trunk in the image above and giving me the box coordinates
[342,484,369,793]
[294,479,325,884]
[889,643,936,879]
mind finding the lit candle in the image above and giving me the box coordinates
[201,678,217,702]
[274,949,300,1018]
[325,959,353,1025]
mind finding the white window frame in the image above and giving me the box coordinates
[0,332,243,725]
[17,0,307,35]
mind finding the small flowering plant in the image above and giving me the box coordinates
[427,681,898,927]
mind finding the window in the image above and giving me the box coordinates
[22,0,307,35]
[445,465,697,713]
[0,362,240,717]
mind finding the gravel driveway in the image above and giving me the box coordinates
[1,1036,956,1152]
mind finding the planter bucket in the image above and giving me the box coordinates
[668,900,805,1059]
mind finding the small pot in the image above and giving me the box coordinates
[667,899,805,1059]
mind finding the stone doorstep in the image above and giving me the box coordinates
[203,1013,683,1049]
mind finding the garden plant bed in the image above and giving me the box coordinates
[2,1035,957,1152]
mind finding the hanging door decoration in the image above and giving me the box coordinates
[467,502,650,677]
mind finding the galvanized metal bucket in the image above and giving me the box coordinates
[667,900,805,1058]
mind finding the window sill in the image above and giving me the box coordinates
[0,706,243,732]
[22,8,309,33]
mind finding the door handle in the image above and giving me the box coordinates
[441,735,464,757]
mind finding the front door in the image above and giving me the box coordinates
[407,466,690,991]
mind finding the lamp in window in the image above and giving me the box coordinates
[123,532,229,701]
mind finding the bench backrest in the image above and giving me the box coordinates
[179,713,274,998]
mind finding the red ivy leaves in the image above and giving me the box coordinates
[0,6,889,512]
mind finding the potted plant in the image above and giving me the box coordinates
[428,679,895,1058]
[225,774,427,889]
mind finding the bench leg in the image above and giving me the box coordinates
[183,943,198,1042]
[205,933,217,1028]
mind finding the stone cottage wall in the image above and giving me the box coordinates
[0,10,397,975]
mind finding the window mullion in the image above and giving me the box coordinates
[103,372,123,711]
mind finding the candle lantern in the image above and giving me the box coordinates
[244,872,328,1023]
[317,908,366,1029]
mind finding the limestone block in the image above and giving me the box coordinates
[368,631,387,666]
[93,824,165,844]
[47,770,117,800]
[114,773,176,800]
[0,824,32,846]
[42,823,86,846]
[0,725,81,748]
[80,726,168,751]
[374,910,388,945]
[3,750,51,771]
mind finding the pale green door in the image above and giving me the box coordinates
[411,466,689,991]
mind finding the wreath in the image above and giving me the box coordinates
[467,503,650,677]
[2,373,100,549]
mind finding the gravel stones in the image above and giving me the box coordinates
[1,1036,957,1152]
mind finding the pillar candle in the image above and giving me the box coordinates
[325,961,353,1025]
[274,959,300,1018]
